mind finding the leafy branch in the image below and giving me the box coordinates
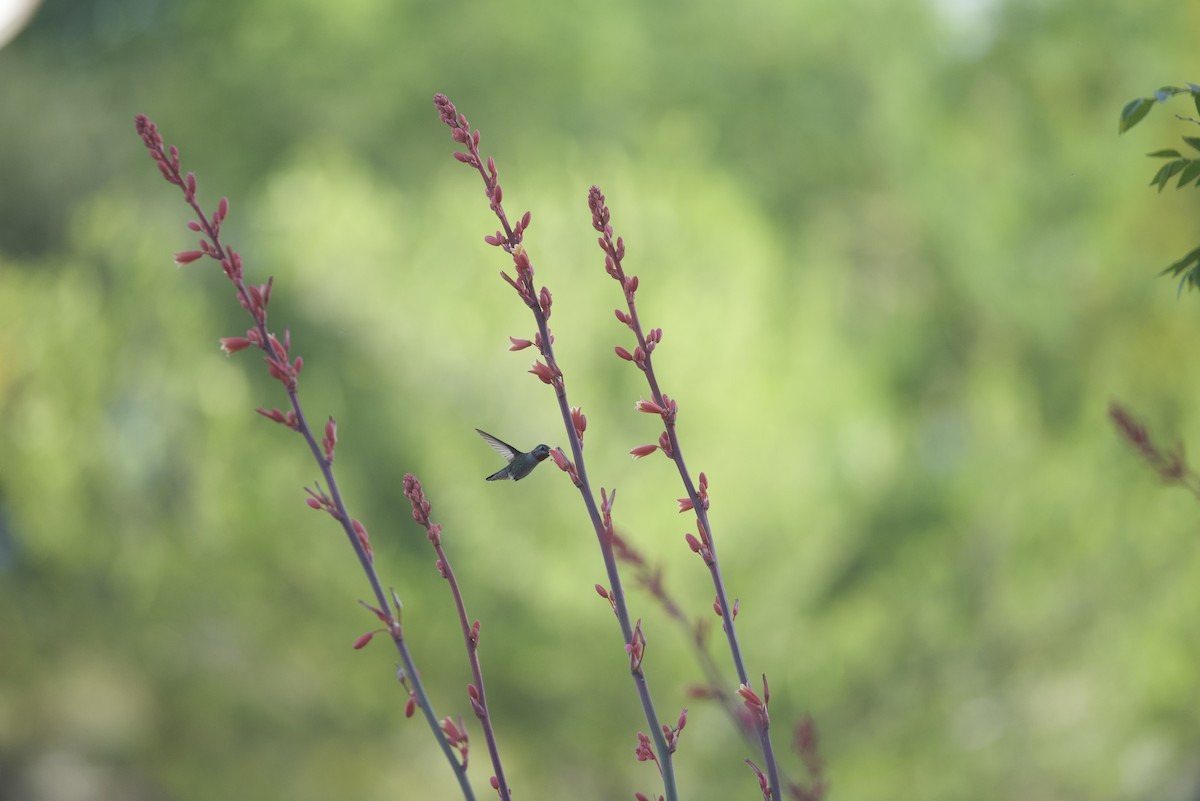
[1119,83,1200,294]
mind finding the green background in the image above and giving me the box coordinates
[3,1,1200,799]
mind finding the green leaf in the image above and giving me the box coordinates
[1180,267,1200,296]
[1184,137,1200,153]
[1160,245,1200,278]
[1195,90,1200,118]
[1178,160,1200,188]
[1120,97,1154,133]
[1155,86,1187,102]
[1150,160,1187,191]
[1180,266,1200,296]
[1147,149,1183,158]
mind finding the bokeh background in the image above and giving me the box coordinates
[3,0,1200,799]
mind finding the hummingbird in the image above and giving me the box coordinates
[476,429,551,482]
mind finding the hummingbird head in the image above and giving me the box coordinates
[531,444,551,461]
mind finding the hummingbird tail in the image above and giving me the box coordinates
[485,468,511,481]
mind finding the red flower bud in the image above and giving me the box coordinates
[529,360,556,384]
[219,337,251,355]
[636,398,664,415]
[630,444,659,459]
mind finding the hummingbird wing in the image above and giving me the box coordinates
[476,428,520,462]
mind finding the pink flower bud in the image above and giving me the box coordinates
[353,630,376,650]
[529,360,555,384]
[595,583,610,599]
[219,336,251,355]
[615,346,634,361]
[174,250,204,266]
[615,308,629,324]
[737,683,763,708]
[636,398,664,415]
[572,406,587,437]
[677,497,694,513]
[508,336,534,351]
[630,444,659,459]
[405,695,416,718]
[323,417,337,461]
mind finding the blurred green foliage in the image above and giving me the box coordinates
[3,0,1200,799]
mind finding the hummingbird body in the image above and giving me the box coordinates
[476,429,551,482]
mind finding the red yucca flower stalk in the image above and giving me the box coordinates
[134,114,512,801]
[435,92,685,801]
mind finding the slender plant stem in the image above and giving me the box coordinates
[433,95,679,801]
[590,186,782,796]
[136,116,475,800]
[405,475,512,800]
